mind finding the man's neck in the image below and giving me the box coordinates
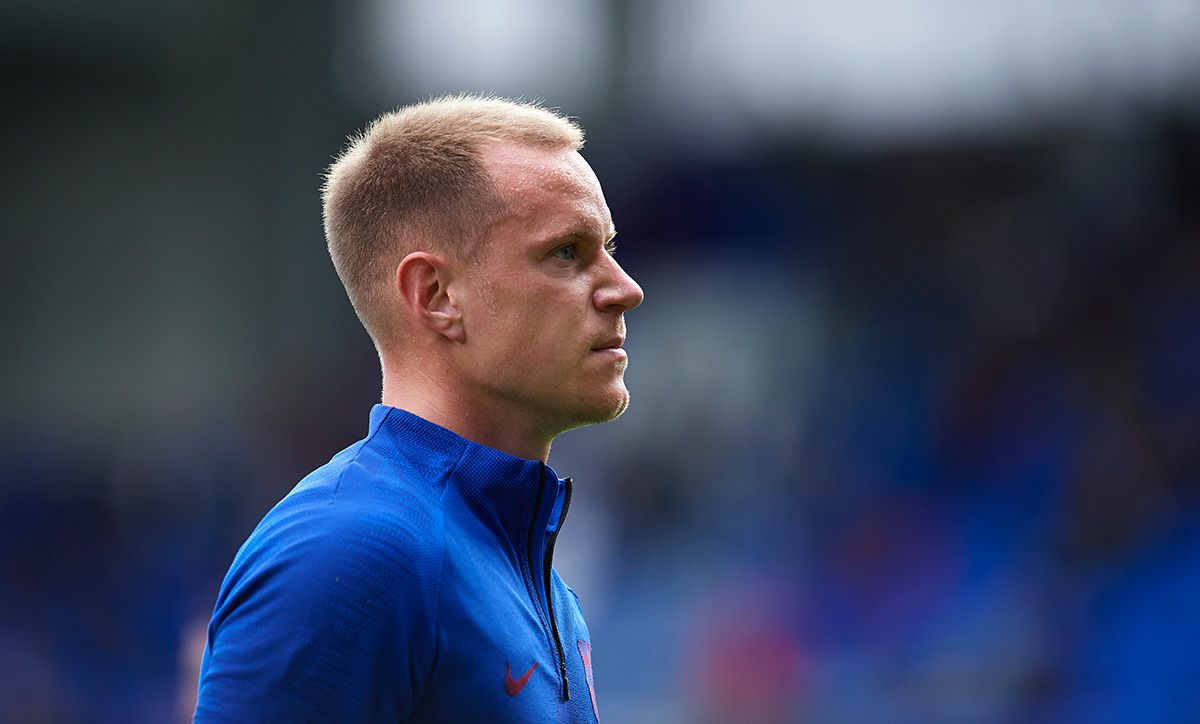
[381,363,553,463]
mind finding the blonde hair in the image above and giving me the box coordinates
[321,94,584,344]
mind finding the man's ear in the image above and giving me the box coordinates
[396,252,466,343]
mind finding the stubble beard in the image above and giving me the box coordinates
[557,373,631,433]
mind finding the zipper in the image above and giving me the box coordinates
[528,471,573,700]
[544,477,572,700]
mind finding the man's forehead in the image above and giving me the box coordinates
[481,142,612,234]
[482,142,593,193]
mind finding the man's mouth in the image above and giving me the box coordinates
[590,335,625,352]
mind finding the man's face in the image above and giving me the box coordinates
[451,143,644,438]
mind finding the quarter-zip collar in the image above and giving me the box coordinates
[367,404,570,563]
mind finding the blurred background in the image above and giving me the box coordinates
[3,0,1199,722]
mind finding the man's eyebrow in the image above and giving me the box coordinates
[544,225,616,245]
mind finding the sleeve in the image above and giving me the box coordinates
[193,504,442,723]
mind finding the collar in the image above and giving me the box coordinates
[367,404,571,562]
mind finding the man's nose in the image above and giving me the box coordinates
[594,257,644,312]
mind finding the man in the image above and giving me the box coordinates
[193,95,643,722]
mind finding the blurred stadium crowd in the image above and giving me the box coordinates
[3,1,1198,722]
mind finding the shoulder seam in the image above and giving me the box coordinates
[329,407,393,502]
[418,437,470,704]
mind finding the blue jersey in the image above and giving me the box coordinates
[194,405,600,722]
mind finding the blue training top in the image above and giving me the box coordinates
[194,405,600,723]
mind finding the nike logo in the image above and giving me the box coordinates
[504,662,538,696]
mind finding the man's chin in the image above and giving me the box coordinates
[594,393,630,423]
[558,387,630,432]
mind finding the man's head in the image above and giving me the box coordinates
[322,96,643,452]
[322,95,584,344]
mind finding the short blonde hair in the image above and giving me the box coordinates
[321,94,584,345]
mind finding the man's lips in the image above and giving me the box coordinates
[590,336,625,352]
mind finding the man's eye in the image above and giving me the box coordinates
[554,244,577,261]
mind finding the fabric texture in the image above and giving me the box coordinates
[194,405,598,723]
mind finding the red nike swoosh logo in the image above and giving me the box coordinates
[504,662,538,696]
